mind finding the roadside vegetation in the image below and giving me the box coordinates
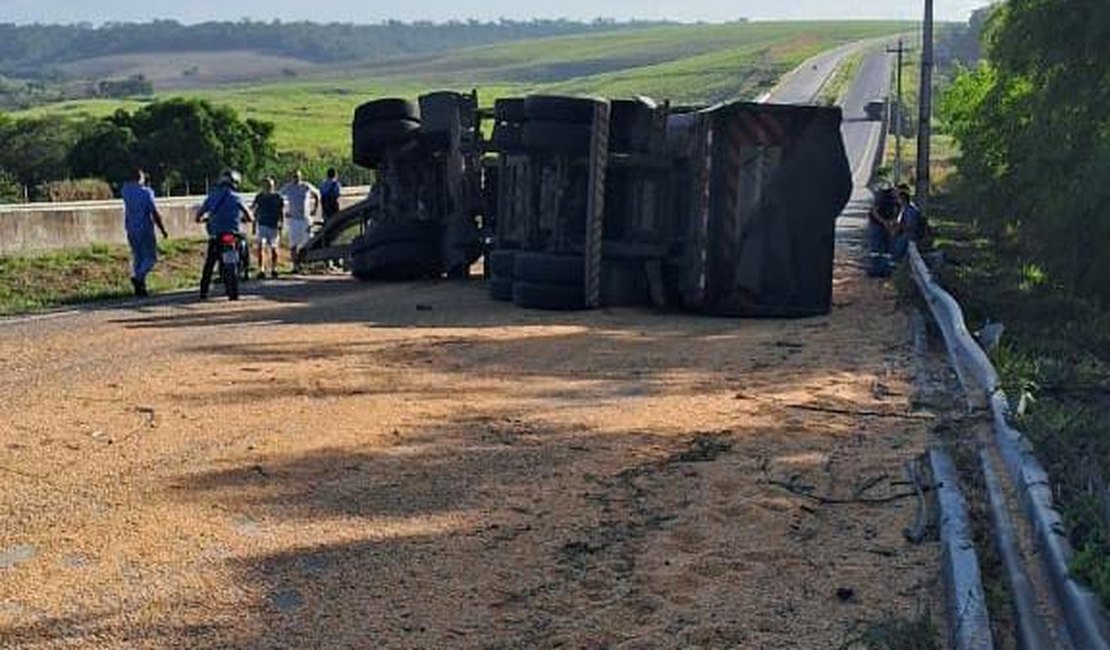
[0,97,374,202]
[902,1,1110,607]
[0,240,207,315]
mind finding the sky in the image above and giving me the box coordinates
[0,0,991,25]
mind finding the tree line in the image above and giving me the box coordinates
[0,19,664,80]
[0,98,364,203]
[941,0,1110,306]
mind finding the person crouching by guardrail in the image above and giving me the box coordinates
[867,183,899,278]
[251,177,285,279]
[891,184,929,262]
[121,169,169,297]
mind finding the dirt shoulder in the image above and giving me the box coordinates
[0,251,938,648]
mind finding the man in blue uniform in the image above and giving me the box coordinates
[195,169,253,300]
[121,169,168,297]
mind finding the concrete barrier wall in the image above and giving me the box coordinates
[0,187,371,255]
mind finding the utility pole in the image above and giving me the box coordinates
[886,39,910,183]
[917,0,935,211]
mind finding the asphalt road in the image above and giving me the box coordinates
[833,50,892,244]
[765,42,865,105]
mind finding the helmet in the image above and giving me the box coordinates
[217,169,242,190]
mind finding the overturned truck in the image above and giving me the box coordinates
[305,90,851,317]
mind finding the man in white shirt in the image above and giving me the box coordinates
[279,169,321,273]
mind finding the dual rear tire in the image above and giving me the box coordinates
[351,219,443,281]
[352,99,421,168]
[488,251,649,310]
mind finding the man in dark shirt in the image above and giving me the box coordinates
[319,168,342,222]
[867,183,899,277]
[251,177,285,279]
[892,184,927,261]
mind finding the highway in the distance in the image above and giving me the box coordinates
[769,46,892,248]
[766,42,869,105]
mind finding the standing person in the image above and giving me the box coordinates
[251,177,285,279]
[319,168,342,222]
[195,169,252,300]
[121,169,169,297]
[867,182,899,277]
[278,169,320,274]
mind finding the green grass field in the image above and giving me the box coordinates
[16,21,907,157]
[0,239,207,315]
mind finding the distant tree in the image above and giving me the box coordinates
[0,116,81,191]
[0,99,278,197]
[68,121,138,187]
[116,98,277,194]
[0,170,21,203]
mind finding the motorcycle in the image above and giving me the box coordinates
[214,232,242,301]
[235,232,251,281]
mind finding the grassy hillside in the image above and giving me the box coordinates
[56,51,320,90]
[16,21,906,157]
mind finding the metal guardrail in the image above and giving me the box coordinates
[930,447,995,650]
[906,244,998,399]
[907,241,1110,650]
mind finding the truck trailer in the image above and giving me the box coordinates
[301,90,851,317]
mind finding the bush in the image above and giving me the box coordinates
[940,1,1110,306]
[0,170,22,203]
[37,178,114,202]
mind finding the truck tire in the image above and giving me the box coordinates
[610,99,654,153]
[494,98,526,123]
[352,119,421,167]
[487,249,517,278]
[521,122,592,154]
[354,98,418,125]
[512,280,585,311]
[220,262,240,300]
[350,239,442,280]
[513,252,585,285]
[364,219,441,248]
[488,277,514,302]
[492,122,525,152]
[599,259,651,307]
[354,118,421,149]
[524,95,600,124]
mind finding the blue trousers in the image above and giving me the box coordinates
[867,221,893,277]
[127,228,158,281]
